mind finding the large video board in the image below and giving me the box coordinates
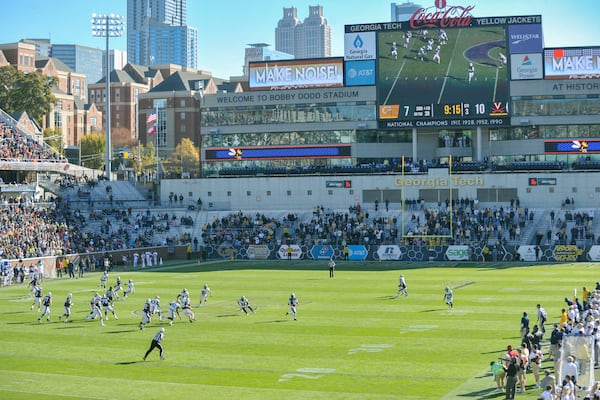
[345,4,541,129]
[544,48,600,79]
[545,140,600,154]
[248,58,344,90]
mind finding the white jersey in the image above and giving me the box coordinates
[150,298,161,313]
[288,296,298,307]
[444,289,453,301]
[168,301,180,312]
[178,290,190,304]
[200,286,211,301]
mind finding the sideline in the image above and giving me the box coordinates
[137,259,229,272]
[440,366,492,400]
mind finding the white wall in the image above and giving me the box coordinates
[161,170,600,211]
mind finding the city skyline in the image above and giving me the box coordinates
[1,0,600,79]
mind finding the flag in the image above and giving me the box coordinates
[146,108,157,124]
[147,123,157,137]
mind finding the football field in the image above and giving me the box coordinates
[0,260,597,399]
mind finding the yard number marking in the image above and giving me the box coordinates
[348,343,394,355]
[278,367,336,382]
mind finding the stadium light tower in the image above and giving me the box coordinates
[91,13,124,181]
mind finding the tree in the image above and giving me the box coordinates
[130,142,157,178]
[0,66,56,124]
[166,138,199,177]
[112,126,137,148]
[80,132,105,170]
[43,127,64,155]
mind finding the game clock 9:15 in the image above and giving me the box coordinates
[443,103,467,116]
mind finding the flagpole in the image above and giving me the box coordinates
[156,108,159,182]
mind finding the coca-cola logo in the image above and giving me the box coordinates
[410,5,475,29]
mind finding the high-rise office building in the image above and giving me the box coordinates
[390,2,422,22]
[51,44,104,85]
[275,5,331,59]
[20,39,52,57]
[127,0,197,68]
[243,43,293,76]
[103,49,128,79]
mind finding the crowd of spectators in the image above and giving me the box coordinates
[0,122,66,162]
[200,211,281,247]
[196,199,533,249]
[0,194,597,270]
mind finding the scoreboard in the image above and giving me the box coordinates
[345,7,541,129]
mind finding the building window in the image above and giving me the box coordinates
[328,190,333,195]
[207,191,212,196]
[227,191,231,197]
[180,112,186,120]
[180,99,186,107]
[307,190,312,196]
[246,191,251,196]
[266,190,271,196]
[287,190,292,196]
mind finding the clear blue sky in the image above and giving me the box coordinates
[1,0,600,79]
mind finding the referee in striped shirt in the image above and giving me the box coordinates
[143,327,165,361]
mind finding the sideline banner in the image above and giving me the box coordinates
[376,245,402,261]
[445,245,470,261]
[247,245,270,260]
[347,245,368,261]
[587,245,600,261]
[310,245,335,260]
[277,244,303,260]
[517,245,538,261]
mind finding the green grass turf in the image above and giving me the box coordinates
[1,260,597,399]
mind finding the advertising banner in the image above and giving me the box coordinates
[249,58,344,90]
[507,24,543,54]
[347,245,368,261]
[587,246,600,262]
[376,245,402,260]
[517,246,538,261]
[345,60,376,86]
[553,245,582,262]
[277,245,303,260]
[310,245,335,260]
[247,245,270,260]
[344,31,376,61]
[445,245,470,261]
[545,48,600,79]
[510,53,543,80]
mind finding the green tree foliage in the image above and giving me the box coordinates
[0,66,56,123]
[43,127,64,155]
[80,132,105,170]
[129,142,157,178]
[166,138,199,177]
